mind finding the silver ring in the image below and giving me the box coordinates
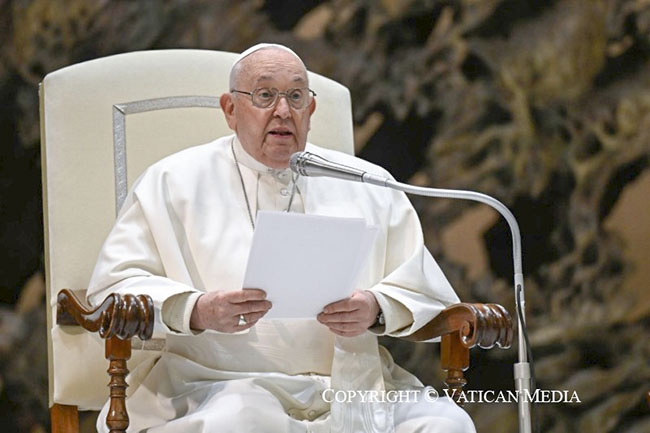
[238,314,247,326]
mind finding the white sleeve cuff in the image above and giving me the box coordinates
[161,291,203,335]
[367,288,413,336]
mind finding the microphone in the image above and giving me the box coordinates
[289,151,390,186]
[290,149,533,433]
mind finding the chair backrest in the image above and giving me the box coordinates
[40,49,354,410]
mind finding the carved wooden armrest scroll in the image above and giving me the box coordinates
[405,303,513,405]
[56,289,154,340]
[56,289,154,433]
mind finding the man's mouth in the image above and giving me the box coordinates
[268,129,293,137]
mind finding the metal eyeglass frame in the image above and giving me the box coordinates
[230,87,317,109]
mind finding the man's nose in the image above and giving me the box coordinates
[272,96,291,118]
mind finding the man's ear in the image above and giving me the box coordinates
[308,97,316,116]
[306,97,316,132]
[220,93,237,131]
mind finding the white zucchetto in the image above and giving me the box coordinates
[231,43,304,71]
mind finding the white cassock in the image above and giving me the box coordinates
[87,135,475,433]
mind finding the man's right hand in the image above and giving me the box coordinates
[189,289,272,333]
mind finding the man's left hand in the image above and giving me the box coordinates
[317,290,380,337]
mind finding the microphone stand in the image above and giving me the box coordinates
[363,176,534,433]
[290,152,533,432]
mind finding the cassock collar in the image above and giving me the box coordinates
[232,136,294,186]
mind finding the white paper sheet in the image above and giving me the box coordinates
[242,211,378,319]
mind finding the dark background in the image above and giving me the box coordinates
[1,0,649,432]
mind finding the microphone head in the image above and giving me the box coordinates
[291,151,387,185]
[289,151,304,173]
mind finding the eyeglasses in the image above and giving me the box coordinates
[230,87,317,109]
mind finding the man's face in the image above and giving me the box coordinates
[220,48,316,169]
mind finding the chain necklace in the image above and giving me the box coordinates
[231,140,299,231]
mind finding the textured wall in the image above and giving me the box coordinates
[0,0,649,432]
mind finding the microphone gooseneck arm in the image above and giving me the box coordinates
[290,151,534,433]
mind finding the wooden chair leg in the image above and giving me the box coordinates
[105,336,131,433]
[440,332,469,406]
[51,403,79,433]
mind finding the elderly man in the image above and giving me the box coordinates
[88,44,475,433]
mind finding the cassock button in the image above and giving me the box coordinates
[308,410,316,418]
[280,188,290,197]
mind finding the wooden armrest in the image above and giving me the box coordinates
[404,303,513,349]
[405,303,513,405]
[54,289,155,433]
[56,288,154,341]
